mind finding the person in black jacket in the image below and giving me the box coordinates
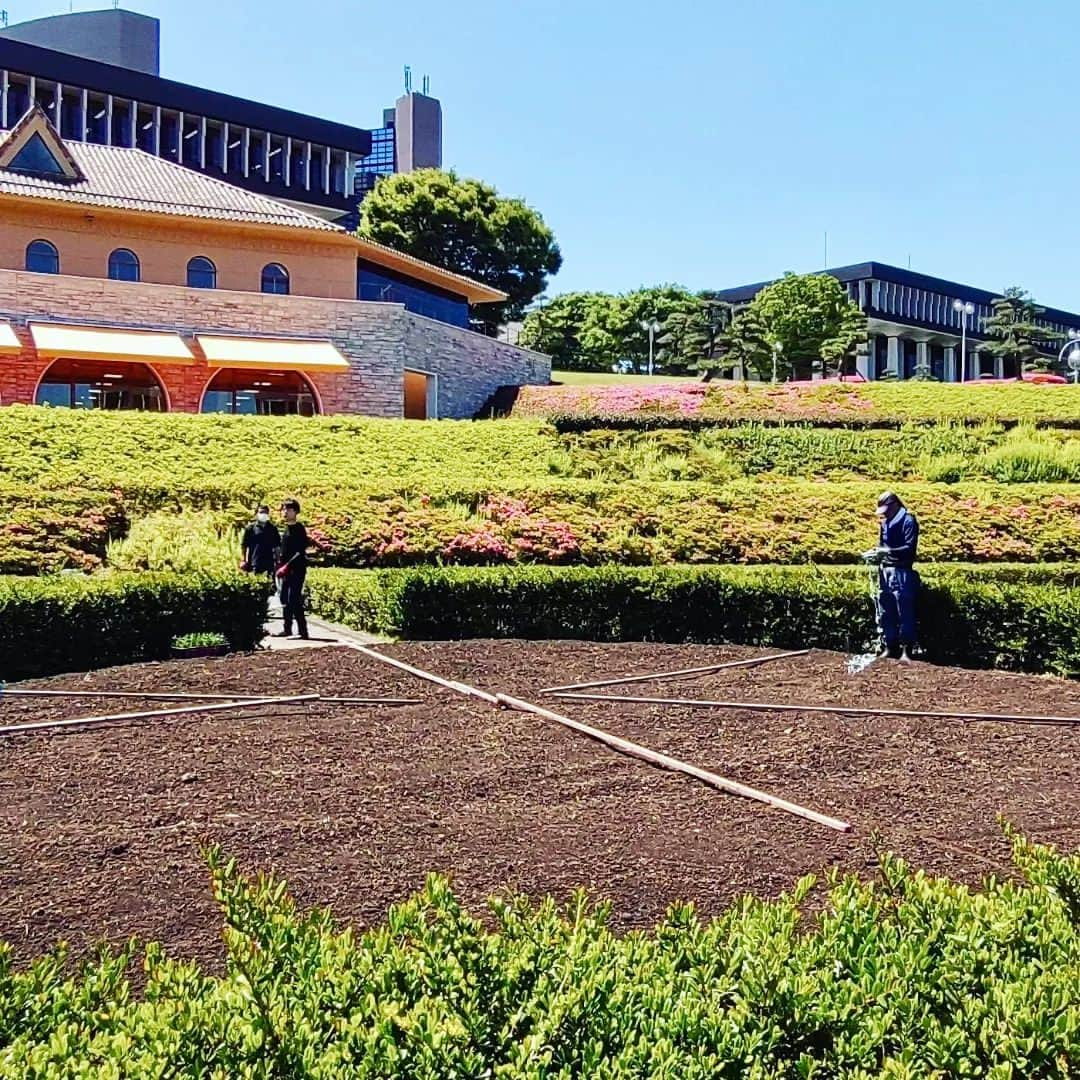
[863,491,920,661]
[275,498,310,640]
[240,504,281,579]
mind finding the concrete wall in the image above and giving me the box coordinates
[0,10,160,75]
[395,93,442,172]
[0,201,357,300]
[0,268,550,417]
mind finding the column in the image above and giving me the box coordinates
[994,355,1004,379]
[915,341,930,379]
[222,122,229,173]
[944,346,957,383]
[323,146,331,194]
[856,334,873,380]
[886,336,901,378]
[153,106,161,155]
[130,100,138,148]
[284,136,292,185]
[304,141,312,190]
[1,70,8,129]
[53,82,62,133]
[243,127,251,177]
[80,89,88,140]
[199,116,207,169]
[105,94,113,145]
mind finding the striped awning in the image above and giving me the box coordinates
[29,323,195,364]
[196,334,349,372]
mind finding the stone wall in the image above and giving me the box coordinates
[0,268,549,417]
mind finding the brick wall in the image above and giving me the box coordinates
[0,268,550,418]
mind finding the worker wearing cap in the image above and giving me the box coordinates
[863,491,920,660]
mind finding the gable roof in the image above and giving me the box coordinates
[0,103,83,180]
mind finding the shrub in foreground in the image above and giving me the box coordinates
[308,563,1080,674]
[0,571,267,680]
[2,834,1079,1075]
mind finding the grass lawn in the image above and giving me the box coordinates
[550,369,701,385]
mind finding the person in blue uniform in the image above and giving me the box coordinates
[864,491,920,661]
[275,498,310,640]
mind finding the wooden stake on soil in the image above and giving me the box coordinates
[334,643,500,705]
[539,649,811,695]
[496,692,852,833]
[0,690,418,706]
[0,694,321,738]
[548,692,1080,728]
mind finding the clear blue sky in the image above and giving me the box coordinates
[12,0,1080,307]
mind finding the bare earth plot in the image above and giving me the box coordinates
[1,641,1078,969]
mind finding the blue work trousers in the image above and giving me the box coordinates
[876,566,918,647]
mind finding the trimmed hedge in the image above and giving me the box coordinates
[0,572,268,681]
[5,835,1080,1076]
[308,563,1080,675]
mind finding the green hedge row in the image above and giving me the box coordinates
[0,572,268,681]
[5,835,1080,1076]
[308,563,1080,675]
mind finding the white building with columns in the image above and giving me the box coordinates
[717,262,1080,381]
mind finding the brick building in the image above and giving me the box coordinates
[0,105,548,418]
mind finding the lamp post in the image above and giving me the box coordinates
[640,318,661,376]
[771,340,783,384]
[953,299,975,382]
[1057,330,1080,384]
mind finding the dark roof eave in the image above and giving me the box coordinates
[0,36,372,155]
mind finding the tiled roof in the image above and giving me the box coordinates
[0,137,342,232]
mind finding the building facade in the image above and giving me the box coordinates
[0,7,444,223]
[0,106,547,419]
[716,262,1080,381]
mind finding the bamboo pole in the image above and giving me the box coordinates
[539,649,810,695]
[0,694,321,738]
[0,689,418,706]
[334,643,500,705]
[548,692,1080,728]
[496,693,852,833]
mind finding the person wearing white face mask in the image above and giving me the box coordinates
[240,504,282,580]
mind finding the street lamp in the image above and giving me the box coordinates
[1058,329,1080,384]
[953,299,975,382]
[640,318,661,376]
[771,340,783,384]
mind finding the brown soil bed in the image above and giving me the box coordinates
[2,640,1079,970]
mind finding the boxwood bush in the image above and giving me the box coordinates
[3,833,1080,1076]
[0,572,268,680]
[308,563,1080,675]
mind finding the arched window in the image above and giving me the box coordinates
[25,239,59,275]
[186,255,217,289]
[200,368,317,416]
[107,248,140,282]
[35,358,166,411]
[260,263,290,295]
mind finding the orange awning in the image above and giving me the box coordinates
[29,323,195,364]
[196,334,349,372]
[0,322,20,354]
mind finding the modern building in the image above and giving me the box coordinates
[716,262,1080,381]
[0,7,443,225]
[0,105,547,418]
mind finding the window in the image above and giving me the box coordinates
[35,358,165,411]
[261,263,290,295]
[25,239,59,274]
[9,133,66,177]
[187,256,217,289]
[107,248,140,282]
[200,368,316,416]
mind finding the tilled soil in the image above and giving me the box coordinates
[1,641,1078,970]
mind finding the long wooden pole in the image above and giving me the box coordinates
[497,692,852,833]
[1,689,417,706]
[334,643,500,705]
[0,694,321,738]
[335,642,850,832]
[539,649,810,695]
[549,692,1080,728]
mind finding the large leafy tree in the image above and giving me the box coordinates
[728,272,867,380]
[659,295,735,376]
[358,169,562,335]
[981,287,1063,374]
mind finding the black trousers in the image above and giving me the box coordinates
[279,568,308,637]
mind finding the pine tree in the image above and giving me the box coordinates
[981,287,1063,375]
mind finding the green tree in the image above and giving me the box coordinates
[358,169,562,335]
[729,272,867,380]
[659,295,735,376]
[981,286,1064,375]
[517,292,607,369]
[720,307,774,381]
